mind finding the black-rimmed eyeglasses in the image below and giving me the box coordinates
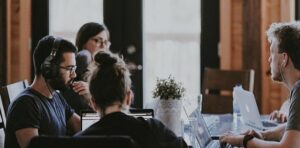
[91,38,111,47]
[59,65,77,74]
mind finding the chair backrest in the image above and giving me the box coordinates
[0,95,5,129]
[201,68,255,114]
[28,135,140,148]
[0,80,29,115]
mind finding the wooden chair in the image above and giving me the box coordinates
[0,80,29,115]
[201,68,255,114]
[28,135,140,148]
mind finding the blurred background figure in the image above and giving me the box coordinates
[62,22,111,114]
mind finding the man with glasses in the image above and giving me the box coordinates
[5,36,83,148]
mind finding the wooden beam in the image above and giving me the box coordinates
[220,0,232,69]
[242,0,262,110]
[6,0,31,84]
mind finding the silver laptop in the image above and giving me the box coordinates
[233,86,278,131]
[183,104,224,148]
[81,111,100,131]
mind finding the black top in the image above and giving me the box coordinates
[5,88,75,148]
[75,112,187,148]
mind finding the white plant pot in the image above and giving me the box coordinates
[155,99,182,136]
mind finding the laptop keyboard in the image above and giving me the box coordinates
[262,120,278,127]
[207,141,232,148]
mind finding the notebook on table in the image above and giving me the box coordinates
[80,109,154,131]
[233,86,278,131]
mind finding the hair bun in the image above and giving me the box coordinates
[94,51,117,66]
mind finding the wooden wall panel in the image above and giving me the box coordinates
[260,0,292,113]
[231,0,242,70]
[220,0,232,69]
[220,0,294,113]
[6,0,31,84]
[220,0,242,70]
[242,0,262,109]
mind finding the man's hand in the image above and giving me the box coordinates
[72,81,90,95]
[72,81,95,111]
[242,130,264,139]
[219,132,244,147]
[270,110,287,123]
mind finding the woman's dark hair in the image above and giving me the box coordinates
[75,22,109,51]
[89,51,131,110]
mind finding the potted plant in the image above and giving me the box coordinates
[153,75,185,136]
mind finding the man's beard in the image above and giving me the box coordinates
[48,75,71,91]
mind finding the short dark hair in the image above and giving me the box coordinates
[75,22,110,51]
[33,35,77,74]
[89,51,131,110]
[267,22,300,70]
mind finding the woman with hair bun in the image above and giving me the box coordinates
[75,51,187,148]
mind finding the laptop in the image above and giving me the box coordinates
[81,110,100,131]
[127,109,154,119]
[182,102,224,148]
[233,86,278,131]
[80,109,154,131]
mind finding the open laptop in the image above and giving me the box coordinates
[81,109,154,130]
[183,102,229,148]
[233,86,278,131]
[193,112,222,147]
[127,109,154,119]
[81,110,100,131]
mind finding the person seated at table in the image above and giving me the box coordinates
[5,36,81,148]
[75,51,187,148]
[61,22,111,114]
[220,21,300,148]
[269,99,290,123]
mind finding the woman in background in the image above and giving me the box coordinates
[62,22,111,114]
[75,51,187,148]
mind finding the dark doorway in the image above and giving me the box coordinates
[104,0,143,108]
[0,0,6,86]
[201,0,220,85]
[31,0,49,79]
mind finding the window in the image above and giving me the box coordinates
[49,0,103,43]
[143,0,201,106]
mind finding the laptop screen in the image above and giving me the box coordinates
[81,111,100,131]
[183,101,213,147]
[189,109,213,147]
[80,109,154,131]
[128,109,154,119]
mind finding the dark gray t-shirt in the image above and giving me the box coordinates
[5,88,75,148]
[286,80,300,131]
